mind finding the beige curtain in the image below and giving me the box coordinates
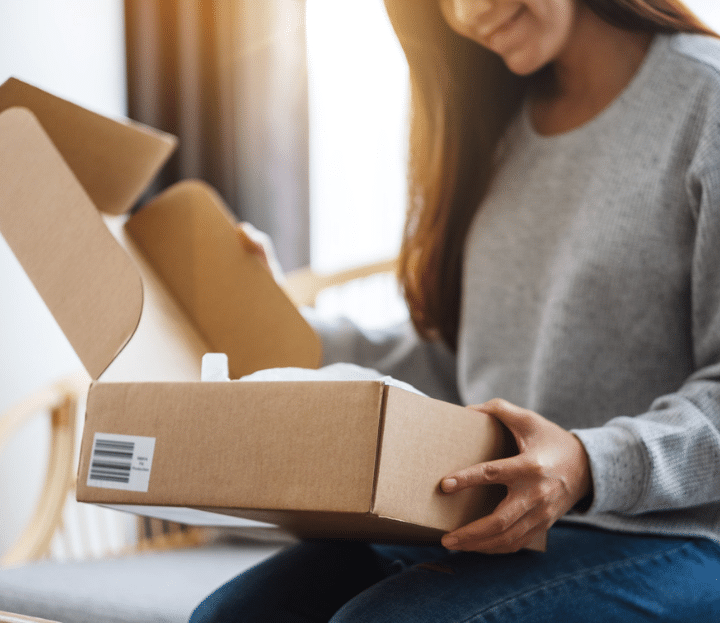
[124,0,310,270]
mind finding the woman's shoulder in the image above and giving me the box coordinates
[651,33,720,142]
[666,32,720,84]
[635,35,720,216]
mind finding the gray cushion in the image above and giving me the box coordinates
[0,542,284,623]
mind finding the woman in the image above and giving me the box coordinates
[192,0,720,620]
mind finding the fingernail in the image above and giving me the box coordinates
[442,478,457,492]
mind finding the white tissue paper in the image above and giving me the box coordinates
[240,362,427,397]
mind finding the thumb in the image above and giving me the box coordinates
[469,398,536,438]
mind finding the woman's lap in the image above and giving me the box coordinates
[190,524,720,623]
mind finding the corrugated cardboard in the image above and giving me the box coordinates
[76,381,511,542]
[0,106,143,379]
[125,181,320,379]
[0,78,545,550]
[0,77,176,216]
[0,78,321,379]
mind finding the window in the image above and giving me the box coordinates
[306,0,409,274]
[305,0,410,327]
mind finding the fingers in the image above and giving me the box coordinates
[441,455,529,493]
[236,222,286,284]
[237,223,270,261]
[440,398,588,554]
[441,398,541,494]
[446,519,548,554]
[442,493,552,554]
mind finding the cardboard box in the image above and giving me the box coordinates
[76,380,510,542]
[0,78,543,548]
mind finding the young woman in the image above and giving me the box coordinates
[191,0,720,620]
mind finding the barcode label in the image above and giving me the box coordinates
[87,433,155,492]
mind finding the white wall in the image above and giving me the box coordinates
[0,0,126,559]
[0,0,127,117]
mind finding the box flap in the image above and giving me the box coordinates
[0,77,176,215]
[0,107,142,379]
[124,180,322,378]
[98,214,211,382]
[77,381,385,513]
[372,386,509,531]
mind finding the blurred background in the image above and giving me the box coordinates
[1,0,718,561]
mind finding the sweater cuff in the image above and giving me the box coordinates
[571,422,648,515]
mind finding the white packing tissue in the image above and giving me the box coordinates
[239,362,427,397]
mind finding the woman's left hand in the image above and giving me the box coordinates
[440,398,592,554]
[236,222,286,284]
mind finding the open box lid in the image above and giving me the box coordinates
[0,106,145,379]
[0,77,177,216]
[0,80,321,381]
[123,180,322,380]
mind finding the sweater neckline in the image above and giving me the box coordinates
[520,33,668,144]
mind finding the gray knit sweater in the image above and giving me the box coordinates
[307,33,720,544]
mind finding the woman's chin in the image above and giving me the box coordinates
[502,52,545,76]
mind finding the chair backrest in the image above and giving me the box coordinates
[0,373,85,566]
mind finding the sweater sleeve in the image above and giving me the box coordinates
[301,307,461,405]
[572,153,720,516]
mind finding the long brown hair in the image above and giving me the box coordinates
[386,0,717,349]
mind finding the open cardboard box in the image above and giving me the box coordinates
[0,78,545,549]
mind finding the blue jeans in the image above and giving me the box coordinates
[189,524,720,622]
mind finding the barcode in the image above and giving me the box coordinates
[89,439,135,484]
[86,432,155,492]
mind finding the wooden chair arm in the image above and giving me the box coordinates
[284,257,398,307]
[0,372,89,567]
[0,612,62,623]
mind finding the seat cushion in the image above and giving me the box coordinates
[0,542,283,623]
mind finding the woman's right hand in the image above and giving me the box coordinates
[440,398,592,554]
[236,222,286,284]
